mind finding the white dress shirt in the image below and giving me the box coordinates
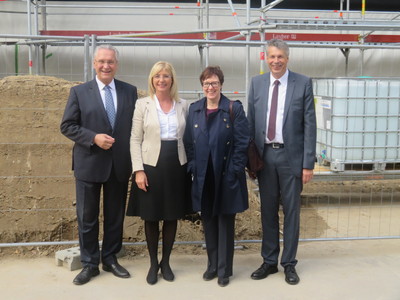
[96,76,118,112]
[266,70,289,144]
[155,95,178,140]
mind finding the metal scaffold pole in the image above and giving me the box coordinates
[205,0,209,67]
[259,0,267,75]
[245,0,251,108]
[91,34,97,80]
[41,0,47,74]
[83,35,90,82]
[27,0,33,75]
[33,1,40,74]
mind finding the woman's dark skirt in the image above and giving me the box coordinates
[126,140,192,221]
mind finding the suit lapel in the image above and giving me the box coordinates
[175,99,184,136]
[145,97,161,138]
[148,97,159,120]
[283,71,295,127]
[114,80,124,130]
[90,79,103,105]
[259,74,270,130]
[194,98,208,136]
[90,79,109,121]
[175,99,183,124]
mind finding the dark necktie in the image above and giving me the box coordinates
[104,85,116,129]
[267,80,280,141]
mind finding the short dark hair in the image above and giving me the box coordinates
[199,65,224,85]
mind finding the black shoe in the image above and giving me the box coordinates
[203,270,217,281]
[284,265,300,285]
[73,266,100,285]
[146,265,159,285]
[102,261,130,278]
[160,263,175,282]
[217,277,229,287]
[250,263,278,280]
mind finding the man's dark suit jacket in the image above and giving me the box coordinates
[60,79,137,182]
[247,70,316,177]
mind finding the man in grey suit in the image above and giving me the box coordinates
[61,45,137,285]
[247,39,316,285]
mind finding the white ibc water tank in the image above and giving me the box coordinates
[314,77,400,170]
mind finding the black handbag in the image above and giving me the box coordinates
[229,101,264,179]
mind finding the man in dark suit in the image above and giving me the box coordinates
[60,44,137,285]
[247,39,316,285]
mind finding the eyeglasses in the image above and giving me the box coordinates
[154,74,172,80]
[202,81,220,88]
[95,60,116,66]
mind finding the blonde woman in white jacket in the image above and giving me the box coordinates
[126,61,191,285]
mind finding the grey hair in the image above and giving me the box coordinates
[267,39,290,57]
[94,44,119,62]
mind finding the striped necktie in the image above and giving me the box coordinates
[104,85,116,129]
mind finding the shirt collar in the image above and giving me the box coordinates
[96,76,116,91]
[270,69,289,87]
[154,95,176,112]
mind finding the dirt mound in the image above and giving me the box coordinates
[1,75,398,258]
[0,76,261,257]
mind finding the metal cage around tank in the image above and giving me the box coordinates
[313,77,400,172]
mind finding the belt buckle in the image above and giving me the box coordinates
[272,143,280,149]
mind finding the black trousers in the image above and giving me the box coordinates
[201,155,236,278]
[202,214,236,279]
[75,167,128,267]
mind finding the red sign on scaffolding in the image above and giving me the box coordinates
[39,30,400,44]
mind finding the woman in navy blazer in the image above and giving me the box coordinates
[184,66,249,287]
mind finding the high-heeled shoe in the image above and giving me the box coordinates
[146,264,159,285]
[160,262,175,282]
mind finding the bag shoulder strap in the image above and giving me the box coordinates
[229,100,235,122]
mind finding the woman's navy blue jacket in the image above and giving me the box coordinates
[183,94,249,216]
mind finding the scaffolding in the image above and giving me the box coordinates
[2,0,400,81]
[0,1,400,248]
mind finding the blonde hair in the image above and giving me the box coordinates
[148,61,179,102]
